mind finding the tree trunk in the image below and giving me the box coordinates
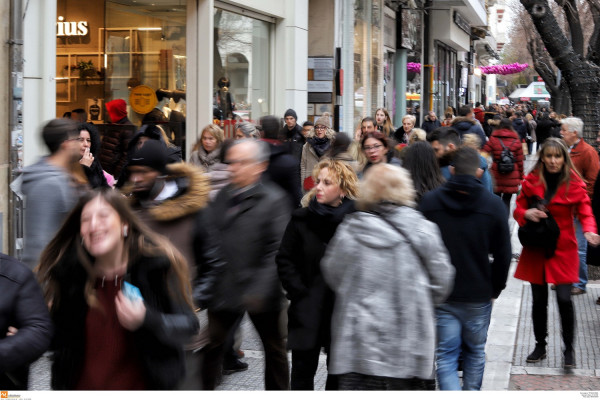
[551,80,571,115]
[522,0,600,142]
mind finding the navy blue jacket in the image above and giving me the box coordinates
[418,175,511,302]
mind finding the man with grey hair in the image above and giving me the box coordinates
[201,139,291,389]
[421,110,442,134]
[561,117,600,295]
[419,146,511,390]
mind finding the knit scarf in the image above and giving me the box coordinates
[307,136,331,157]
[194,145,221,170]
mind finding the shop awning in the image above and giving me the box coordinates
[406,92,420,100]
[508,81,550,101]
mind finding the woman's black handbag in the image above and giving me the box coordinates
[517,197,560,259]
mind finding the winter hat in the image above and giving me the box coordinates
[106,99,128,122]
[284,109,298,121]
[314,112,331,129]
[129,139,168,174]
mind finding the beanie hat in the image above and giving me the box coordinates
[284,109,298,121]
[129,139,168,174]
[106,99,128,122]
[314,112,331,129]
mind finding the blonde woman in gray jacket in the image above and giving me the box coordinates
[321,163,455,390]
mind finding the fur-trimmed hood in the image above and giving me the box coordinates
[124,162,210,221]
[451,116,477,126]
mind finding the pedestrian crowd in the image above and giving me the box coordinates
[3,101,600,391]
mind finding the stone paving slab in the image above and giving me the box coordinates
[513,283,600,370]
[509,374,600,390]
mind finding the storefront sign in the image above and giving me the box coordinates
[307,81,333,92]
[308,93,332,103]
[308,58,334,69]
[307,104,315,114]
[56,17,89,37]
[453,12,470,35]
[313,69,334,81]
[129,85,157,114]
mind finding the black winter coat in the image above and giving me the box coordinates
[98,119,136,178]
[264,141,303,209]
[421,117,441,134]
[49,254,199,390]
[206,182,291,313]
[0,254,53,389]
[512,118,530,141]
[535,118,561,145]
[276,198,355,350]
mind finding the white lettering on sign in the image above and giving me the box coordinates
[57,16,89,37]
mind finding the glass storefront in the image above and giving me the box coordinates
[353,0,383,129]
[434,41,457,117]
[213,8,272,127]
[400,7,421,122]
[56,0,188,152]
[56,1,274,151]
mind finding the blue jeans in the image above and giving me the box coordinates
[573,218,587,290]
[435,301,492,391]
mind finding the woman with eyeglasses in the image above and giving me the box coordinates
[301,113,334,192]
[360,131,401,177]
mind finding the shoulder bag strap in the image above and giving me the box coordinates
[376,211,428,269]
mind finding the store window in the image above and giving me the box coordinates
[213,8,272,127]
[434,41,457,117]
[56,0,187,156]
[353,0,383,129]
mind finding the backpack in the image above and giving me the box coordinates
[496,138,516,174]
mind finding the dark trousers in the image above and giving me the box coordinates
[530,283,574,350]
[337,372,435,390]
[202,309,289,390]
[495,192,512,213]
[291,348,337,390]
[223,314,243,366]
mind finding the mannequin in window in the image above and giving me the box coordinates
[214,77,235,121]
[142,89,171,124]
[170,90,186,149]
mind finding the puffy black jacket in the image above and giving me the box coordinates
[0,254,53,389]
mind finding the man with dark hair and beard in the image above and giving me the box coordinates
[426,126,461,179]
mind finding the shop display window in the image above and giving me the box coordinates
[213,8,272,128]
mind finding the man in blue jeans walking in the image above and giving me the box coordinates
[419,146,512,390]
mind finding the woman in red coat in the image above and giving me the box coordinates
[514,138,600,368]
[482,118,524,212]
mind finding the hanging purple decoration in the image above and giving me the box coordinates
[479,63,529,75]
[407,62,421,73]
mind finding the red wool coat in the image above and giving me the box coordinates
[482,129,524,194]
[514,170,597,285]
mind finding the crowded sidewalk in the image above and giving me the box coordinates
[27,155,600,392]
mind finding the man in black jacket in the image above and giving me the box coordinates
[279,109,305,162]
[121,140,228,388]
[262,115,303,208]
[201,139,291,390]
[419,146,511,391]
[0,253,53,389]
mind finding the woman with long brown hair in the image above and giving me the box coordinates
[375,108,394,137]
[514,138,600,368]
[36,188,199,390]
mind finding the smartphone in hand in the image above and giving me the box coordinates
[122,281,143,302]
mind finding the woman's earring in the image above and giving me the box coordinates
[123,225,128,238]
